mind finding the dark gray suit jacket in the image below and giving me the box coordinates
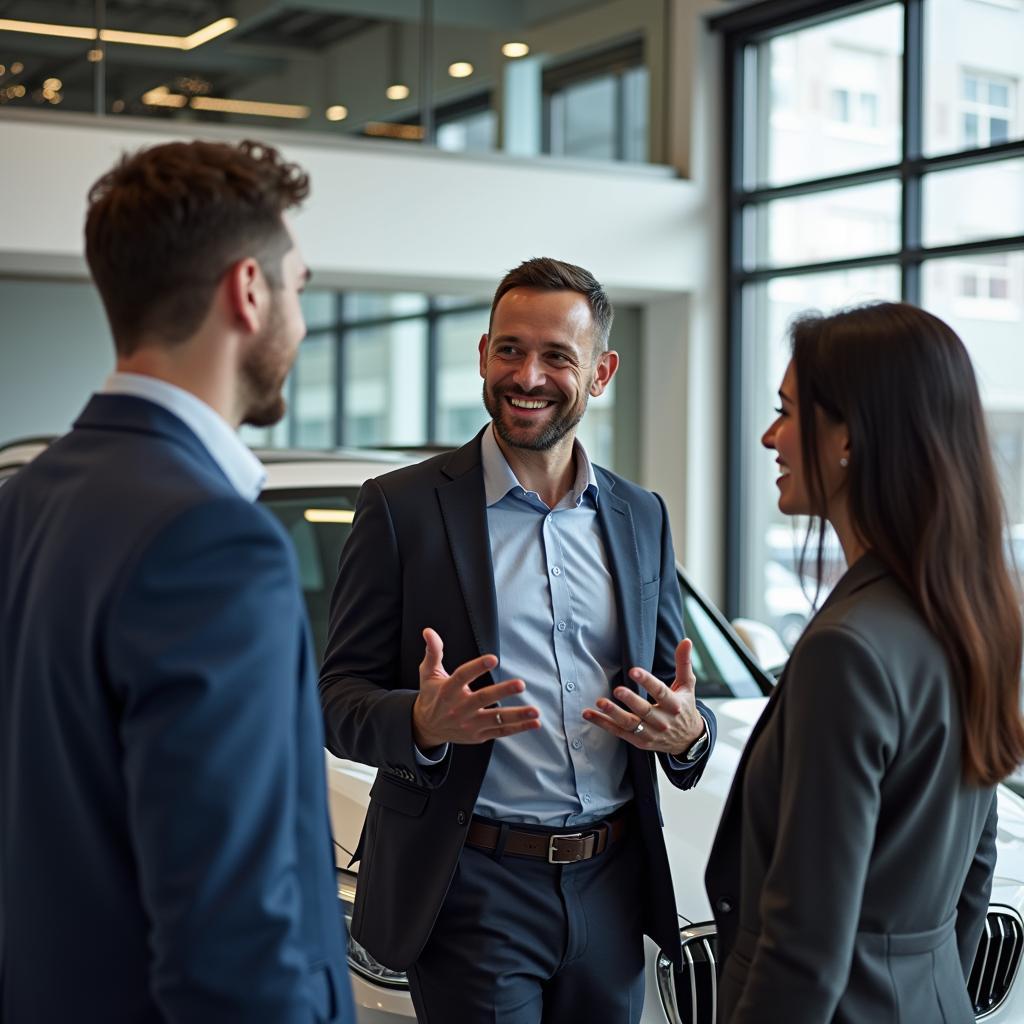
[705,552,996,1024]
[319,430,716,970]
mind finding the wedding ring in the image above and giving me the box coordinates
[632,721,645,735]
[495,712,504,726]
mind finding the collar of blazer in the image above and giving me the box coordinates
[435,426,646,674]
[75,393,223,480]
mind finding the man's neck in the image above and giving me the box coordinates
[492,425,577,509]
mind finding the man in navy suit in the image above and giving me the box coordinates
[320,257,716,1022]
[0,140,354,1023]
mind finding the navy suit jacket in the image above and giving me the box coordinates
[319,430,716,971]
[0,395,352,1023]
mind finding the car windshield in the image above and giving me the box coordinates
[261,487,769,701]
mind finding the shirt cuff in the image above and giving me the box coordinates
[667,714,710,770]
[414,741,449,766]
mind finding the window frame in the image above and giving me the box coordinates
[713,0,1024,617]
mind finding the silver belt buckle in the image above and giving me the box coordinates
[548,831,585,864]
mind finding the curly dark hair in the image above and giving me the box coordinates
[85,139,309,354]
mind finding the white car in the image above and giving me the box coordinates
[4,440,1024,1024]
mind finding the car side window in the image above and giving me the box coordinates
[682,593,765,699]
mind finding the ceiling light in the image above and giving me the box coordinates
[385,83,410,101]
[364,121,424,140]
[86,47,103,62]
[304,509,355,524]
[448,62,473,79]
[190,95,309,119]
[10,62,23,74]
[501,42,530,58]
[325,104,348,122]
[43,77,61,90]
[142,85,187,108]
[0,16,235,50]
[0,65,6,75]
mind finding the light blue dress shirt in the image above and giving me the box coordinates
[473,425,632,827]
[101,373,266,502]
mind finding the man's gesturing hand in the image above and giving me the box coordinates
[582,639,704,756]
[412,628,541,750]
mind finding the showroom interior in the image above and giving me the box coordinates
[3,0,1024,1021]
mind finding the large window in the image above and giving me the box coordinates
[243,290,636,473]
[718,0,1024,636]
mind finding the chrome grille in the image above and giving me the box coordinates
[970,906,1024,1019]
[657,908,1023,1024]
[656,924,717,1024]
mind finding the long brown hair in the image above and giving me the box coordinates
[792,301,1024,786]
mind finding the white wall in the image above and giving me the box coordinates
[0,0,728,597]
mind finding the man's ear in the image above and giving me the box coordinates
[590,350,620,397]
[224,258,264,335]
[478,334,489,379]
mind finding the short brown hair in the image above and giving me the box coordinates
[85,139,309,355]
[488,257,614,351]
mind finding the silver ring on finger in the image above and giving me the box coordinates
[495,712,503,726]
[632,720,645,735]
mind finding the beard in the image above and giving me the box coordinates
[483,380,589,452]
[240,298,293,428]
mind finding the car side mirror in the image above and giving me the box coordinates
[731,618,789,679]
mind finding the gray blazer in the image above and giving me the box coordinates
[705,552,997,1024]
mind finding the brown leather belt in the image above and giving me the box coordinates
[465,813,628,864]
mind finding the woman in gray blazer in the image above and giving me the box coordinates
[705,301,1024,1023]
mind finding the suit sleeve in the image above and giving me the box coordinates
[728,625,898,1024]
[105,498,325,1024]
[319,478,447,787]
[650,492,716,790]
[956,791,998,978]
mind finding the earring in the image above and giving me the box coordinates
[840,457,849,468]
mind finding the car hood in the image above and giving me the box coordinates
[325,696,1024,925]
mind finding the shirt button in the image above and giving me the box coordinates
[551,566,562,576]
[557,621,567,632]
[715,897,733,914]
[565,681,576,692]
[582,794,592,804]
[571,738,583,750]
[456,811,468,826]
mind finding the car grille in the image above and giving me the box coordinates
[657,909,1024,1024]
[656,924,717,1024]
[970,906,1024,1018]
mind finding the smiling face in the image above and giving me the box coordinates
[479,287,617,452]
[762,359,849,517]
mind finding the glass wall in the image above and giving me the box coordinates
[720,0,1024,640]
[243,289,639,474]
[0,1,661,165]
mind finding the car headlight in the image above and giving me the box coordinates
[337,871,409,989]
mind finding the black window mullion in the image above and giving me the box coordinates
[425,303,439,443]
[334,293,347,448]
[901,0,925,304]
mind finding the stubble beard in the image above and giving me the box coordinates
[241,298,292,429]
[482,382,589,452]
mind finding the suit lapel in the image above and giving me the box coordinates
[436,435,501,669]
[596,474,644,674]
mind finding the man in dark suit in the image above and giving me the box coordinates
[0,140,354,1023]
[320,257,716,1022]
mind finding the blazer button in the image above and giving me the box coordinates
[456,811,467,826]
[716,897,733,914]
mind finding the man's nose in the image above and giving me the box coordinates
[514,354,545,391]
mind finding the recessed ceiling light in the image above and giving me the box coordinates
[501,42,530,59]
[448,61,473,79]
[385,83,410,101]
[43,77,61,90]
[10,61,23,74]
[326,104,348,122]
[86,47,103,62]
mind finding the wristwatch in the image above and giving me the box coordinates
[683,721,710,762]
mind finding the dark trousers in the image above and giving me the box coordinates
[407,816,646,1024]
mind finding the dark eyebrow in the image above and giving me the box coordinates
[778,387,794,404]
